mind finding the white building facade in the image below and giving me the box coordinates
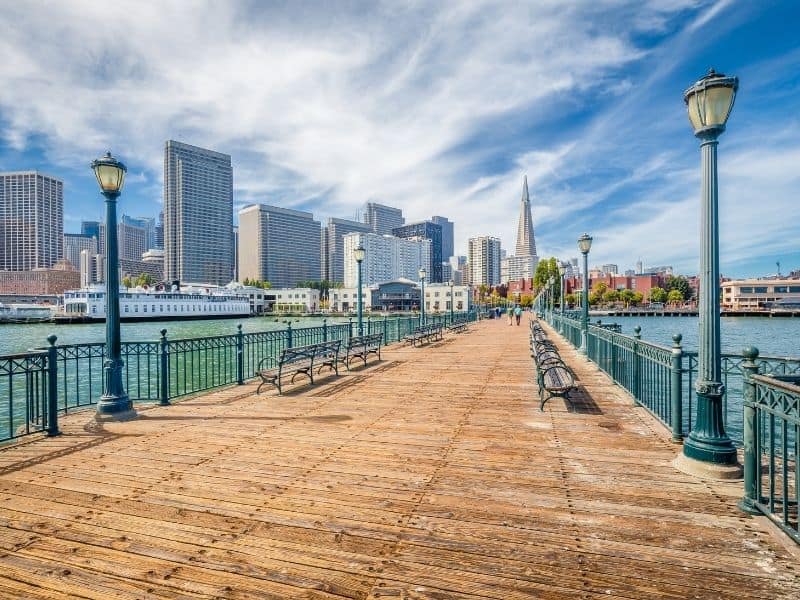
[342,233,431,288]
[501,254,538,284]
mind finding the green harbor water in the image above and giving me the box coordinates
[0,315,354,355]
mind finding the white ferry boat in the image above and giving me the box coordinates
[61,285,251,322]
[0,303,54,323]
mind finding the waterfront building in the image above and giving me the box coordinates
[635,260,643,274]
[266,288,320,312]
[238,204,321,288]
[0,261,79,295]
[321,217,371,283]
[431,216,454,261]
[163,140,233,285]
[81,220,101,242]
[63,233,97,270]
[422,282,470,313]
[342,232,430,288]
[330,280,469,313]
[363,202,404,235]
[646,265,674,276]
[0,171,63,271]
[468,236,501,286]
[721,278,800,310]
[392,220,443,282]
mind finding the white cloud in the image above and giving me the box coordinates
[0,0,794,278]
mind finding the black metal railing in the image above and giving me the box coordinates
[0,311,479,444]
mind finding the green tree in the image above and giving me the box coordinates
[564,293,577,307]
[619,289,635,307]
[649,286,667,303]
[603,289,619,304]
[519,294,533,308]
[135,273,155,287]
[631,291,644,306]
[664,275,692,301]
[589,290,602,306]
[122,276,132,288]
[667,289,684,306]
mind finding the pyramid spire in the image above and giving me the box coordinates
[515,175,537,257]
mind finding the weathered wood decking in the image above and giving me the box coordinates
[0,318,798,598]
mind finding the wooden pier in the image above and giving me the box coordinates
[0,319,798,598]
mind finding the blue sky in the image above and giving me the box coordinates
[1,0,798,278]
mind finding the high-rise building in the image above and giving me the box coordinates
[63,233,97,270]
[122,214,156,250]
[98,222,148,261]
[441,261,452,283]
[232,225,239,283]
[238,204,321,288]
[154,212,164,250]
[515,175,538,258]
[363,202,404,235]
[80,249,104,288]
[0,171,63,271]
[163,140,233,285]
[501,255,537,283]
[321,217,372,283]
[392,220,443,282]
[468,236,501,286]
[81,220,101,241]
[635,260,643,274]
[431,216,454,261]
[342,232,431,288]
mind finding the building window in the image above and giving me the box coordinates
[754,287,768,294]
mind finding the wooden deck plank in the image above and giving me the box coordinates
[0,319,798,599]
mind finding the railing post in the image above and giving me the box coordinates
[671,333,684,442]
[738,346,761,514]
[322,318,328,342]
[383,315,388,345]
[610,335,618,382]
[367,316,372,335]
[632,326,641,406]
[348,318,353,339]
[46,335,59,437]
[159,329,170,406]
[287,322,294,348]
[236,323,244,386]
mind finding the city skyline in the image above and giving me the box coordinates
[0,2,799,278]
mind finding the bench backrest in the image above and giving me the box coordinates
[279,344,317,365]
[313,339,341,360]
[347,333,383,349]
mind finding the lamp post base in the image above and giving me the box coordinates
[673,452,741,480]
[96,395,135,419]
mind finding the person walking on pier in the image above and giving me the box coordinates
[514,304,522,326]
[507,306,514,326]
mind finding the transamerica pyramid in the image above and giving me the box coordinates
[515,175,538,257]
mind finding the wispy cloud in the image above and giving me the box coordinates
[0,0,797,277]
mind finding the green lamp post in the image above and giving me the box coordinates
[448,278,455,324]
[678,69,740,473]
[558,263,566,331]
[578,234,592,354]
[92,152,133,417]
[418,268,426,324]
[354,245,366,336]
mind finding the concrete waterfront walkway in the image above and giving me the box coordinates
[0,319,798,598]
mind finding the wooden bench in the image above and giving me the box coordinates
[256,339,341,395]
[403,324,443,347]
[537,362,577,410]
[341,333,383,369]
[447,322,469,334]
